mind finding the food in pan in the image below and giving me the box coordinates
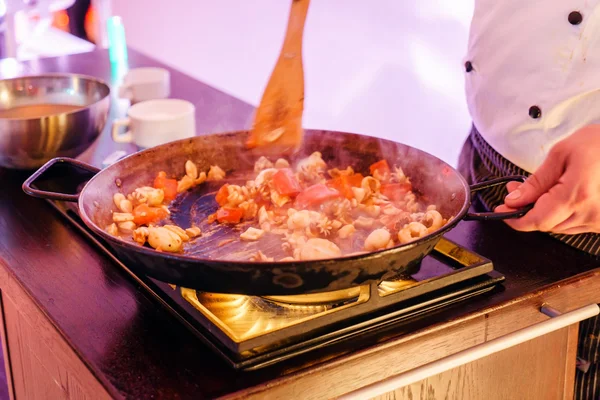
[208,153,450,261]
[106,152,451,260]
[105,162,221,252]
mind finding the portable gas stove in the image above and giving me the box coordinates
[31,172,505,371]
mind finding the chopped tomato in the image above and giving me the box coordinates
[346,173,364,187]
[215,184,229,206]
[369,160,391,181]
[381,183,412,201]
[295,184,341,208]
[255,197,271,209]
[272,168,302,196]
[132,203,168,225]
[153,171,177,201]
[216,207,243,224]
[162,180,178,201]
[328,173,364,199]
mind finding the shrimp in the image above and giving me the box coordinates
[117,221,137,234]
[185,227,202,238]
[207,165,226,181]
[287,210,321,230]
[254,156,274,172]
[398,222,428,244]
[106,223,119,236]
[225,185,246,207]
[163,225,191,241]
[296,152,326,183]
[185,160,199,180]
[299,238,342,260]
[423,209,444,233]
[288,210,311,230]
[361,176,380,197]
[134,187,165,206]
[112,212,134,222]
[240,227,265,241]
[296,152,326,174]
[275,158,290,169]
[352,187,366,203]
[364,228,391,251]
[113,193,126,209]
[390,165,409,183]
[147,227,183,252]
[132,226,149,245]
[177,175,195,193]
[250,251,274,262]
[338,224,356,239]
[255,168,278,186]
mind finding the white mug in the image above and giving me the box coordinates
[118,67,170,103]
[112,99,196,149]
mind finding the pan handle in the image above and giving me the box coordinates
[22,157,100,202]
[465,175,534,221]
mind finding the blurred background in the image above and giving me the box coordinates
[0,0,475,166]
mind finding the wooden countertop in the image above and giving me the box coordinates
[1,49,599,399]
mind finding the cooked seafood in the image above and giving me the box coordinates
[105,159,214,252]
[105,152,451,260]
[208,152,451,260]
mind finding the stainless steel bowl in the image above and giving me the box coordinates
[0,73,111,169]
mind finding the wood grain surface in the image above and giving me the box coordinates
[0,295,12,400]
[370,325,578,400]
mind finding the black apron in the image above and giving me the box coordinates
[458,126,600,400]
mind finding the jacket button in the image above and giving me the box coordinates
[568,11,583,25]
[465,61,474,72]
[529,105,542,119]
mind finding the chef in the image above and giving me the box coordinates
[457,2,600,398]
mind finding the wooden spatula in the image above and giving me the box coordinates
[246,0,310,154]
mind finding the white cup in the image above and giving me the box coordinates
[111,99,196,149]
[118,67,170,103]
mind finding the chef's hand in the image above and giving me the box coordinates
[495,124,600,235]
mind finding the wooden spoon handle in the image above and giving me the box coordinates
[247,0,310,153]
[280,0,310,54]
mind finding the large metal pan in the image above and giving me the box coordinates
[22,130,530,295]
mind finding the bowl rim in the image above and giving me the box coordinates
[0,72,111,121]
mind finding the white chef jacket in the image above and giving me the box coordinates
[464,1,600,173]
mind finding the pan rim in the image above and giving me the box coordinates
[77,129,472,267]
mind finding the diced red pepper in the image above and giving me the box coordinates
[381,183,412,201]
[346,173,364,187]
[215,184,229,206]
[369,160,391,181]
[254,197,271,209]
[153,171,178,202]
[216,207,243,224]
[328,173,364,199]
[295,184,341,208]
[272,168,302,196]
[132,203,168,225]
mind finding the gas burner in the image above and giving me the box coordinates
[173,236,501,364]
[39,196,505,371]
[263,287,363,306]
